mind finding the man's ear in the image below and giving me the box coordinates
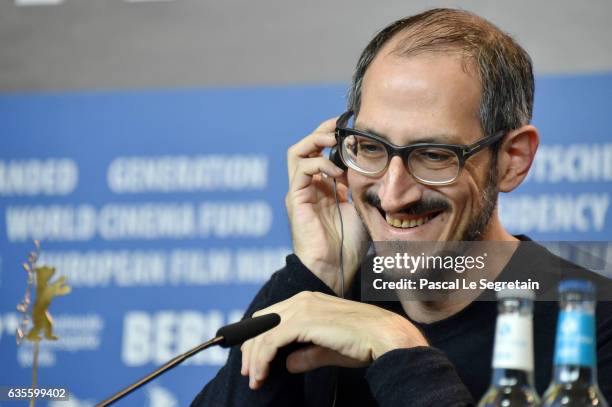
[496,124,539,193]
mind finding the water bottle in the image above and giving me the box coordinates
[478,289,540,407]
[542,279,608,407]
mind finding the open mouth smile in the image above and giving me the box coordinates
[377,208,444,229]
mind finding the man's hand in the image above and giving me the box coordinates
[240,291,428,390]
[286,118,369,295]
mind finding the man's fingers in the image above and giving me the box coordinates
[248,331,287,390]
[287,132,337,179]
[241,346,247,376]
[286,345,327,373]
[248,336,265,389]
[245,307,294,390]
[313,116,340,133]
[286,345,366,373]
[289,157,344,193]
[289,132,337,159]
[287,116,338,173]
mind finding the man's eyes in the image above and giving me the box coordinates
[358,142,384,154]
[352,137,456,163]
[414,149,454,162]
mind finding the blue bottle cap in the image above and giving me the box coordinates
[558,279,595,294]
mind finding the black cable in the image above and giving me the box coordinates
[331,177,345,407]
[332,178,345,299]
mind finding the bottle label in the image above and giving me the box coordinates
[554,311,595,367]
[492,313,534,371]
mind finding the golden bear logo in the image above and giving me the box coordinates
[26,266,71,341]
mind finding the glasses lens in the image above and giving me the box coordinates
[342,134,388,174]
[408,147,460,183]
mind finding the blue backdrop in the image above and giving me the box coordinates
[1,75,611,406]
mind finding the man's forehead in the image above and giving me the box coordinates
[357,50,483,144]
[361,49,480,100]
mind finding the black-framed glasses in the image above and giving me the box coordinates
[335,111,506,185]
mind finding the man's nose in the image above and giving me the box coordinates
[378,156,423,213]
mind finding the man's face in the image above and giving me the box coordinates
[348,47,498,242]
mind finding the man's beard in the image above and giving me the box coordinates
[462,162,499,241]
[354,163,499,242]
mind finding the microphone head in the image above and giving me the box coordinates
[216,313,281,348]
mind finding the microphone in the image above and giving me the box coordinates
[217,312,280,347]
[96,313,281,407]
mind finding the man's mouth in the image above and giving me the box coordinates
[362,191,450,231]
[383,210,443,229]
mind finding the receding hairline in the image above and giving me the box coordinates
[385,9,510,55]
[348,8,534,140]
[360,37,484,124]
[382,14,498,80]
[376,34,482,78]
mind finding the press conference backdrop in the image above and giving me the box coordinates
[1,1,611,406]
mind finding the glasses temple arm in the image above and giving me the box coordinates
[463,131,506,156]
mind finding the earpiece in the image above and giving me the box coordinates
[331,111,352,172]
[329,145,347,171]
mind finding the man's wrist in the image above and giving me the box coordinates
[285,254,339,297]
[371,313,429,360]
[294,254,345,295]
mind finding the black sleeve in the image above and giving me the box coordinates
[190,254,336,407]
[596,301,612,402]
[365,347,474,407]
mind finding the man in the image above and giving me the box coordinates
[192,8,612,406]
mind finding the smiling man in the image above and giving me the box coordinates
[192,8,612,407]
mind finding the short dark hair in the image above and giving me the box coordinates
[347,8,534,140]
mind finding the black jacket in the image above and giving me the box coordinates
[192,240,612,406]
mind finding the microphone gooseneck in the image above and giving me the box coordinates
[96,313,281,407]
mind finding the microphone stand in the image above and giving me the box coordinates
[96,313,280,406]
[96,336,224,407]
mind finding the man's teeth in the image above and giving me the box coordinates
[385,214,433,228]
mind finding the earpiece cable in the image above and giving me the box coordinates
[331,177,345,407]
[332,178,345,299]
